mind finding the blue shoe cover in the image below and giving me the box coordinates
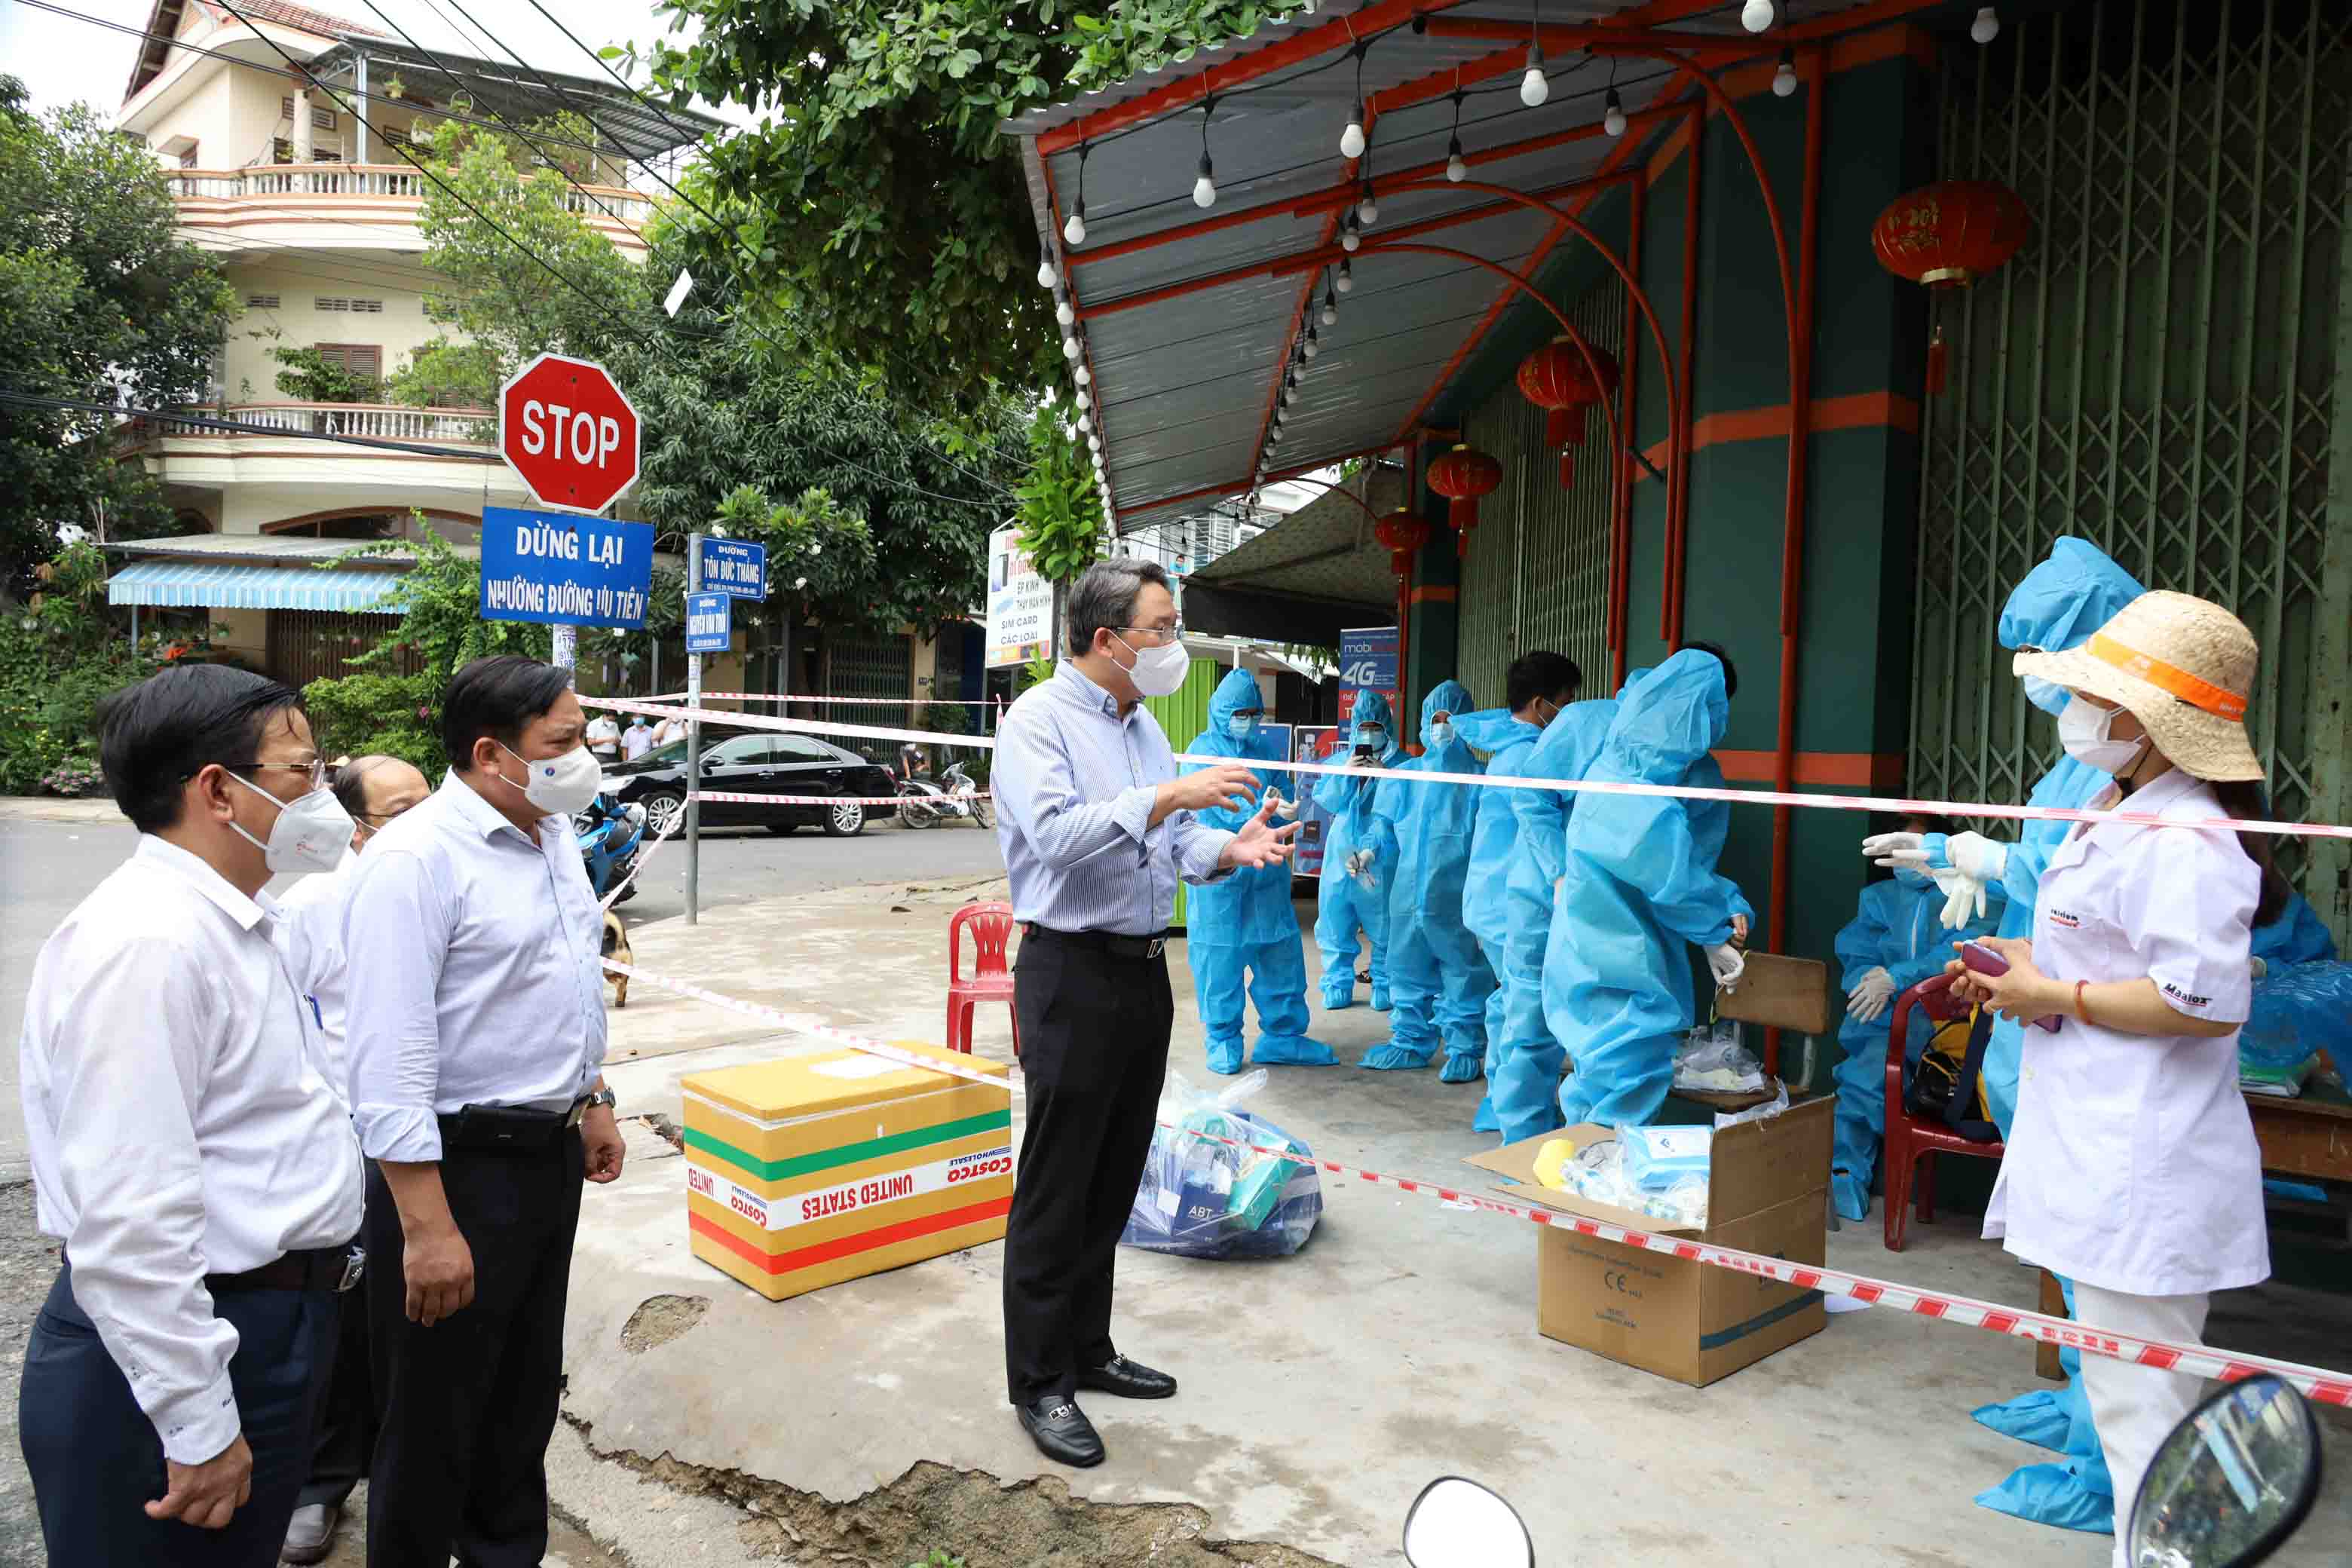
[1830,1168,1872,1224]
[1205,1037,1247,1076]
[1361,1043,1432,1070]
[1254,1034,1339,1067]
[1370,987,1392,1011]
[1321,988,1355,1010]
[1472,1095,1500,1133]
[1438,1053,1483,1084]
[1974,1462,2114,1534]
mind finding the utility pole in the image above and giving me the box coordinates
[684,532,703,926]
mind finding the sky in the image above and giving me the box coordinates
[0,0,734,122]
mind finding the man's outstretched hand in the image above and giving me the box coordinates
[1159,762,1260,819]
[1217,795,1300,870]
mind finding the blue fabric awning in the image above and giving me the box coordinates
[107,561,408,614]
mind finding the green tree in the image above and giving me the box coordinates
[0,75,240,586]
[0,541,179,793]
[638,1,1306,413]
[269,344,381,405]
[1012,396,1104,586]
[301,526,550,770]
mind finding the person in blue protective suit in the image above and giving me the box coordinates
[1363,680,1495,1077]
[2251,890,2336,972]
[1546,648,1753,1129]
[1484,690,1625,1144]
[1182,668,1336,1074]
[1865,536,2144,1538]
[1451,654,1585,1129]
[1827,813,2000,1223]
[1312,691,1403,1011]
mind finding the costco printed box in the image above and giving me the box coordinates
[681,1043,1015,1303]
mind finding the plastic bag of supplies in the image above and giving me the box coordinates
[2237,959,2352,1080]
[1120,1070,1322,1259]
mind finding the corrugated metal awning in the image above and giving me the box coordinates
[107,561,408,614]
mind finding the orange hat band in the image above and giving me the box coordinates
[2084,632,2247,721]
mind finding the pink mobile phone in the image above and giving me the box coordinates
[1958,941,2063,1031]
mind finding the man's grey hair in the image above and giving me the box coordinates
[1065,559,1174,657]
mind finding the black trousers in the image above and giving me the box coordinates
[17,1259,338,1567]
[1003,934,1173,1408]
[298,1265,372,1509]
[365,1130,583,1568]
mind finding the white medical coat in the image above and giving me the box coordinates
[1984,767,2270,1297]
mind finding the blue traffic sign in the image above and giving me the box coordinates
[700,538,767,599]
[685,592,731,654]
[478,505,654,629]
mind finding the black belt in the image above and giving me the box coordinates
[205,1245,363,1296]
[1021,923,1168,960]
[438,1095,590,1153]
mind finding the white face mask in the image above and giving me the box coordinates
[1113,633,1191,698]
[226,772,354,874]
[2056,697,2148,776]
[498,743,603,816]
[1358,727,1386,752]
[1429,721,1456,749]
[1228,715,1259,742]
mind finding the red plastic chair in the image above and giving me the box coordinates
[946,901,1019,1056]
[1882,972,2007,1252]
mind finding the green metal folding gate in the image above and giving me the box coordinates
[1456,274,1625,706]
[1909,0,2352,936]
[821,631,914,752]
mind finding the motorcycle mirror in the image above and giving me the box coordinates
[1402,1478,1533,1568]
[2127,1374,2323,1568]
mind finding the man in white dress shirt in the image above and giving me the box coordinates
[271,754,427,1565]
[341,655,625,1568]
[17,663,365,1566]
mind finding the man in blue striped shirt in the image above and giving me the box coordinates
[991,559,1298,1468]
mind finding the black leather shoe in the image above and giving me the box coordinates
[1076,1354,1178,1400]
[1017,1396,1104,1467]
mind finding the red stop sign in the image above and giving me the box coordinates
[498,351,642,514]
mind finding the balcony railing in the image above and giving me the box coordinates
[167,164,656,228]
[129,402,498,447]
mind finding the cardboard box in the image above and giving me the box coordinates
[682,1043,1014,1303]
[1463,1095,1833,1386]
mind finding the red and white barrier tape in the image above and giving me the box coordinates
[598,810,681,912]
[691,790,991,808]
[653,692,997,706]
[601,950,2352,1405]
[583,695,2352,841]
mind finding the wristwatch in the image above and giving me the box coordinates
[585,1086,617,1113]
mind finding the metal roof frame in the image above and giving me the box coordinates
[1003,0,1959,533]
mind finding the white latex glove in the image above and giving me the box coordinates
[2249,955,2268,982]
[1944,830,2008,882]
[1862,830,1927,869]
[1933,868,1988,930]
[1846,966,1897,1023]
[1268,789,1298,819]
[1705,944,1746,991]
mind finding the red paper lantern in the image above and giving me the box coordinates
[1515,338,1621,485]
[1871,180,2031,288]
[1426,444,1502,557]
[1373,507,1429,579]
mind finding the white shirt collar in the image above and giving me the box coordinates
[133,833,271,933]
[437,763,553,842]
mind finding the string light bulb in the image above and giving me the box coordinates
[1603,87,1626,136]
[1087,434,1101,453]
[1077,412,1092,434]
[1061,205,1086,247]
[1971,6,1998,43]
[1741,0,1774,33]
[1773,48,1796,97]
[1075,363,1091,386]
[1062,335,1081,360]
[1192,98,1217,209]
[1055,290,1074,327]
[1321,277,1338,325]
[1337,259,1354,293]
[1340,100,1365,159]
[1304,325,1320,360]
[1521,41,1549,108]
[1342,208,1361,252]
[1036,258,1057,289]
[1075,387,1089,409]
[1445,88,1468,182]
[1357,182,1378,226]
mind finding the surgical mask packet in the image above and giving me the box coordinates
[1620,1125,1713,1194]
[1121,1070,1321,1260]
[1674,1020,1765,1094]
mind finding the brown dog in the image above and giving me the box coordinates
[602,912,632,1009]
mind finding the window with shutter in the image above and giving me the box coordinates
[314,344,381,384]
[316,297,348,312]
[245,294,280,311]
[282,96,295,120]
[178,144,200,168]
[312,107,335,130]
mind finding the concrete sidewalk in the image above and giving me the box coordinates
[564,882,2352,1567]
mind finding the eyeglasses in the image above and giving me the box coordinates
[1115,623,1184,646]
[219,756,327,792]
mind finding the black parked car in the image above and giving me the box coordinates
[602,730,897,838]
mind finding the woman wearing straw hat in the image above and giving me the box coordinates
[1948,590,2292,1565]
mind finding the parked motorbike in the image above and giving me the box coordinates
[574,792,647,905]
[896,760,990,830]
[1400,1374,2328,1568]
